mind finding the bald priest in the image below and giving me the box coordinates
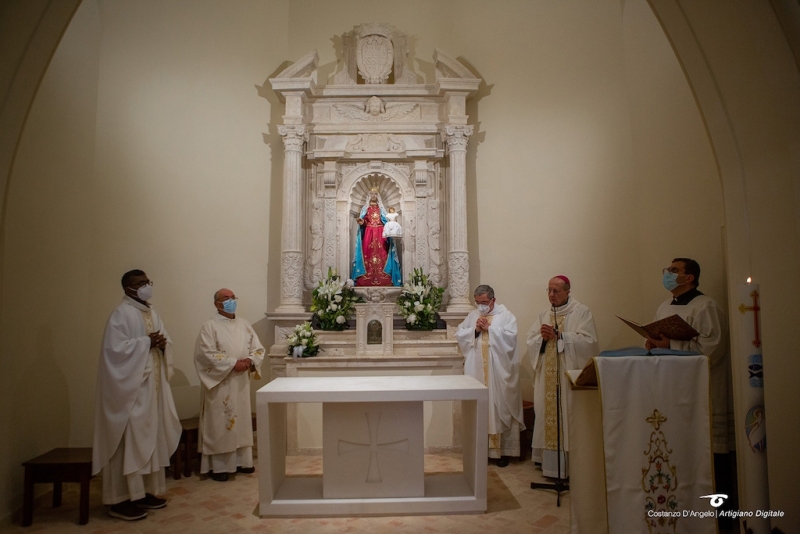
[194,288,265,481]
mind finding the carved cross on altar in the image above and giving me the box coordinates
[738,289,762,348]
[338,412,409,483]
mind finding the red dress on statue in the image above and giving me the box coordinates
[356,205,393,286]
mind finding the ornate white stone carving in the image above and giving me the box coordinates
[447,251,470,303]
[270,25,481,315]
[276,326,294,344]
[345,133,406,153]
[442,125,473,152]
[355,286,402,303]
[428,200,443,285]
[324,198,337,272]
[282,251,305,302]
[305,199,324,289]
[357,34,393,84]
[279,124,308,150]
[415,198,428,271]
[334,97,418,122]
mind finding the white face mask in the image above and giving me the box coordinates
[135,284,153,302]
[477,303,491,314]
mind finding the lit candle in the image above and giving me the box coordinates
[736,279,769,532]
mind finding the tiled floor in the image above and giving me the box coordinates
[4,454,570,534]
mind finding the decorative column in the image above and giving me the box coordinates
[443,125,473,312]
[277,124,308,312]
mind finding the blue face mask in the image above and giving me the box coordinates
[662,272,679,291]
[222,299,237,314]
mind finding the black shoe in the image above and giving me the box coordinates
[133,493,167,509]
[496,456,510,468]
[210,471,230,482]
[108,500,148,521]
[237,466,255,474]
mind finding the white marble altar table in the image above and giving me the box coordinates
[257,375,488,517]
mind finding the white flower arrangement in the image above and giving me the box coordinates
[286,322,320,357]
[396,268,444,330]
[311,268,361,331]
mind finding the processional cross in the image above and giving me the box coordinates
[338,412,409,483]
[738,289,762,348]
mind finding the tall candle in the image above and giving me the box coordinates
[736,280,769,532]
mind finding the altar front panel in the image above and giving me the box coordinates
[289,365,461,454]
[256,375,488,517]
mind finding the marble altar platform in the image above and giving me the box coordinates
[256,375,488,517]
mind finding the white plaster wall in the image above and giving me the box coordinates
[0,0,738,521]
[0,0,101,520]
[622,0,726,320]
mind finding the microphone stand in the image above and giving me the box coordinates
[531,304,569,506]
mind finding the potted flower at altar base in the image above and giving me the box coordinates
[310,268,360,331]
[397,268,445,331]
[285,322,320,358]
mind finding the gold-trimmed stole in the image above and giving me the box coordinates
[544,313,566,450]
[140,309,162,395]
[480,315,500,448]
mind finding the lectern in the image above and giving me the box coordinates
[567,350,718,534]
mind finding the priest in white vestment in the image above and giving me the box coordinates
[92,269,182,521]
[646,258,731,454]
[456,285,525,467]
[194,288,265,481]
[527,275,598,478]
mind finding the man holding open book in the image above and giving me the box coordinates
[646,257,731,455]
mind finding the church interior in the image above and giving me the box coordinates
[1,0,798,532]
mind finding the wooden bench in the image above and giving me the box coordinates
[22,447,93,526]
[170,412,257,479]
[171,417,199,480]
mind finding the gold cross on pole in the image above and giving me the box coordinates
[738,289,762,348]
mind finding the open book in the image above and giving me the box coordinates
[617,314,699,341]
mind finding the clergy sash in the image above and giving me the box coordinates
[480,314,500,447]
[544,313,566,451]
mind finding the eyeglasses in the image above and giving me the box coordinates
[129,280,153,289]
[662,267,683,275]
[216,297,238,303]
[546,288,564,295]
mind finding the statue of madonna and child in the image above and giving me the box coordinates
[351,189,403,287]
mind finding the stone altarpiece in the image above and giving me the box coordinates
[266,24,481,454]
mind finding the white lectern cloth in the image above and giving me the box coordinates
[594,355,715,534]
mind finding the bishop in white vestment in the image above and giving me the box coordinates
[194,288,265,481]
[456,285,525,466]
[527,275,598,478]
[92,270,182,521]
